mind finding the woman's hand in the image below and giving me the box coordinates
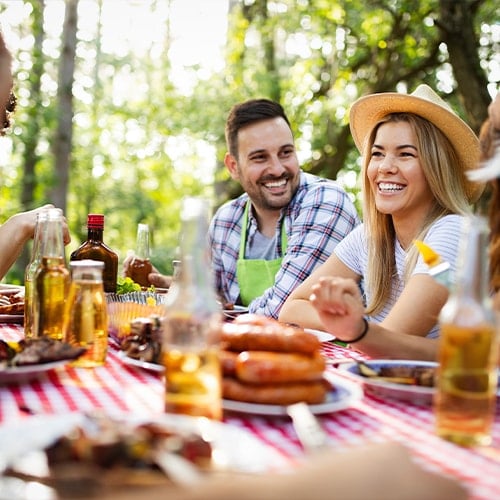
[309,277,366,341]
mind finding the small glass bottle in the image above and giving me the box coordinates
[24,209,49,339]
[161,197,222,420]
[125,223,153,288]
[33,208,70,340]
[63,260,108,367]
[70,214,119,293]
[435,215,499,446]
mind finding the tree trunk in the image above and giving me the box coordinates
[49,0,78,211]
[437,0,491,132]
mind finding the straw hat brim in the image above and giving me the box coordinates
[349,86,483,203]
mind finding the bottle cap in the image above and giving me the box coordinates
[87,214,104,229]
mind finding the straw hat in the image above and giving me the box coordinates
[349,84,483,202]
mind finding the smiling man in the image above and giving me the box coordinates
[209,98,360,318]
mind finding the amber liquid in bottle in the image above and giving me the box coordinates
[161,198,222,420]
[435,215,499,447]
[70,214,118,293]
[126,223,153,288]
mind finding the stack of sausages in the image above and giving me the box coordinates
[220,314,330,405]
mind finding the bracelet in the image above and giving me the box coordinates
[335,317,369,344]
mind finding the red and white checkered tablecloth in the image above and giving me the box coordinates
[1,324,499,500]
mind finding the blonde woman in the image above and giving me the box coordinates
[279,85,482,360]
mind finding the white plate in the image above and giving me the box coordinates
[339,360,436,405]
[340,360,500,405]
[0,284,24,295]
[0,359,69,384]
[0,412,288,476]
[222,372,362,416]
[222,305,249,319]
[117,349,164,373]
[304,328,335,343]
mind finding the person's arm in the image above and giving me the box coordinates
[278,253,358,330]
[104,442,465,500]
[0,204,69,280]
[249,181,359,318]
[309,276,439,360]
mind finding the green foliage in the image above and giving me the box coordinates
[1,0,498,284]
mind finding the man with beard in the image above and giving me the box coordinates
[210,99,359,318]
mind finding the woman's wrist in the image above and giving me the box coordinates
[335,317,369,344]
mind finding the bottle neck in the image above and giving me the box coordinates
[41,217,66,259]
[87,227,104,242]
[454,216,491,303]
[136,227,150,259]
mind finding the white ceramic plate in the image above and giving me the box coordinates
[339,360,436,405]
[0,359,68,384]
[222,305,249,319]
[117,349,164,373]
[340,360,500,405]
[304,328,335,343]
[0,412,288,477]
[222,372,362,416]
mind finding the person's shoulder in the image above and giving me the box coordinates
[429,214,464,231]
[295,171,352,201]
[213,194,247,218]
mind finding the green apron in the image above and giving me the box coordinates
[236,201,287,306]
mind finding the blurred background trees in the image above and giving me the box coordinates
[0,0,498,283]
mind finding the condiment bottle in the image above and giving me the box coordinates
[33,208,70,340]
[161,197,222,420]
[70,214,118,293]
[435,215,499,446]
[125,223,153,288]
[63,259,108,367]
[24,209,49,339]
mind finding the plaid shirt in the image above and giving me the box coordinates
[208,171,360,318]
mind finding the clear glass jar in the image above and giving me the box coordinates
[63,259,108,367]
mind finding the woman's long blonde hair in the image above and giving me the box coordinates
[362,113,472,315]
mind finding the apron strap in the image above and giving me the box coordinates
[239,200,287,258]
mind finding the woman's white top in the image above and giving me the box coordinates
[334,214,464,339]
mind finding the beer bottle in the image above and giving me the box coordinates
[125,223,153,288]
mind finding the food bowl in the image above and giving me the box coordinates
[106,292,166,341]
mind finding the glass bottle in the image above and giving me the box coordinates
[63,260,108,367]
[33,208,70,340]
[70,214,118,293]
[161,197,222,420]
[125,223,153,288]
[24,209,49,339]
[435,215,499,446]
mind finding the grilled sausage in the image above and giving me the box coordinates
[235,350,326,383]
[222,377,329,405]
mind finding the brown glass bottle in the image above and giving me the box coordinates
[70,214,119,293]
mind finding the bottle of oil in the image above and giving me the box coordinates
[435,215,499,446]
[125,223,153,288]
[24,209,49,339]
[33,208,70,340]
[161,197,222,420]
[70,214,118,293]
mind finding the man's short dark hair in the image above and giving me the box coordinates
[225,98,292,159]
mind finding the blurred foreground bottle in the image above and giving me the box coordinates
[161,197,222,420]
[24,209,49,339]
[63,260,108,367]
[70,214,118,293]
[125,223,153,288]
[33,208,70,340]
[435,215,499,447]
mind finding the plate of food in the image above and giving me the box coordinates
[304,328,335,343]
[340,360,500,405]
[0,337,86,384]
[0,285,24,318]
[222,304,249,320]
[222,372,362,416]
[339,360,437,404]
[0,411,289,497]
[117,349,164,373]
